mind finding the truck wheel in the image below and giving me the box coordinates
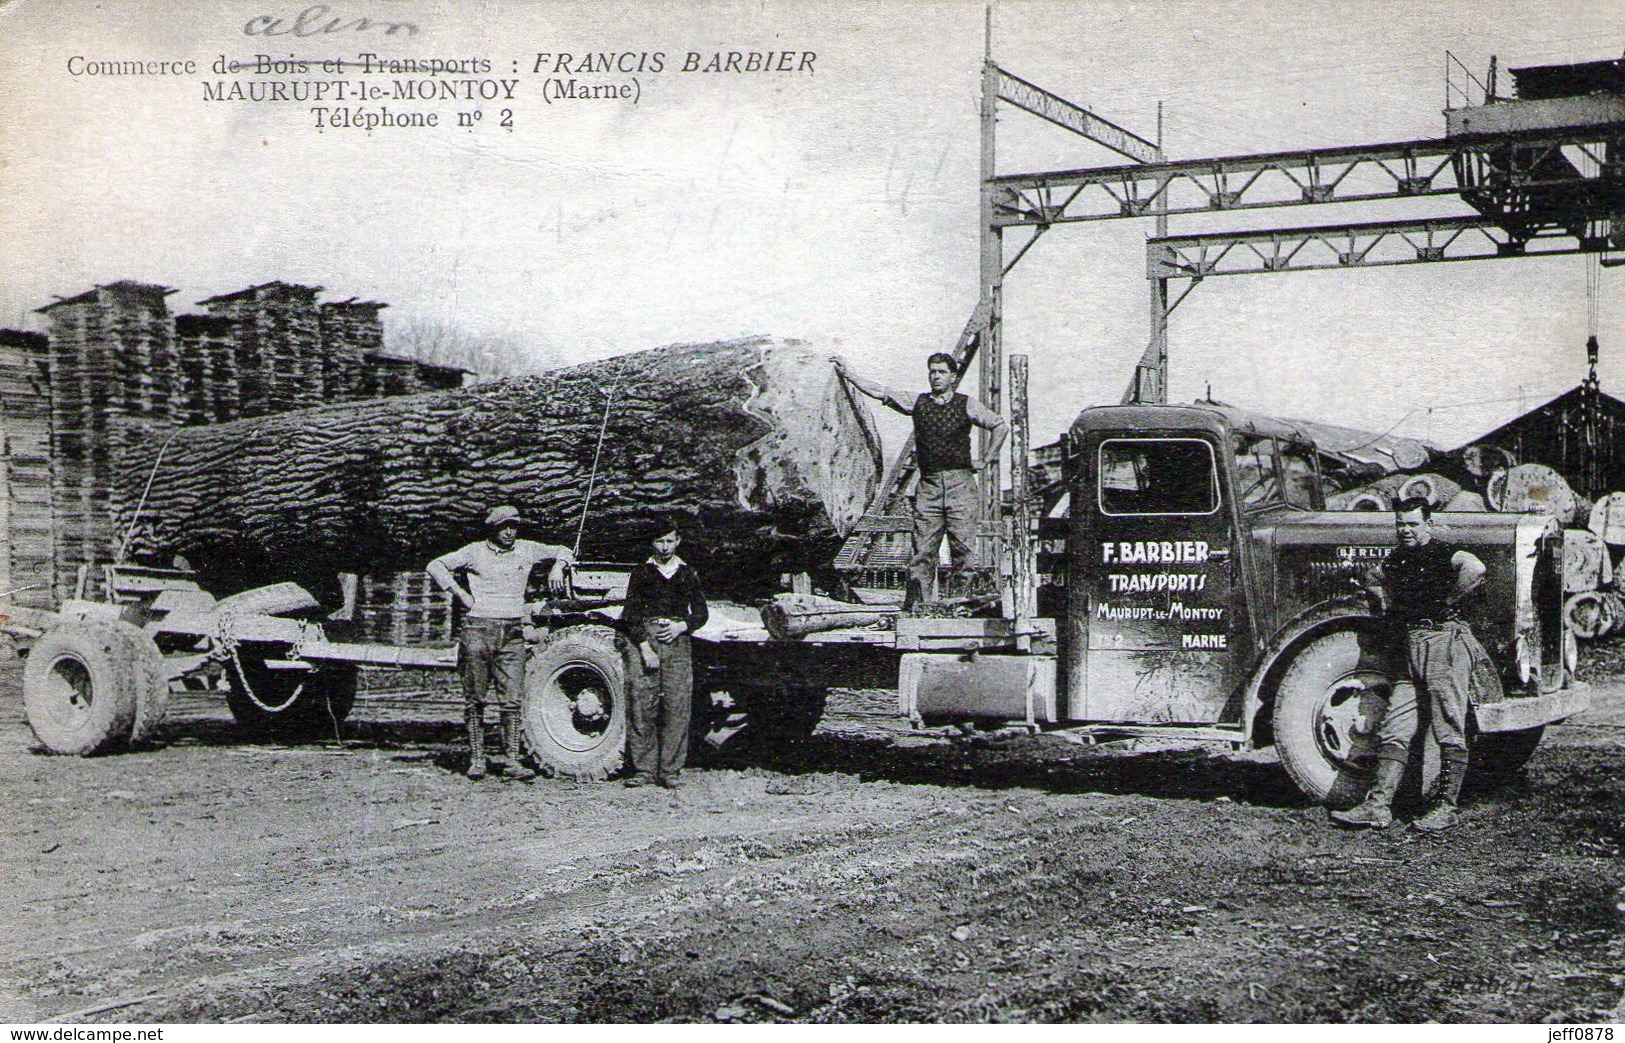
[23,621,150,755]
[227,651,357,740]
[1272,629,1397,807]
[522,625,629,781]
[1472,725,1544,785]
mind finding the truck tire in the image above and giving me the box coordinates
[522,625,630,781]
[1272,629,1397,807]
[226,650,357,741]
[23,621,150,755]
[1472,725,1544,785]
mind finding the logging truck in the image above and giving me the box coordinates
[4,401,1588,805]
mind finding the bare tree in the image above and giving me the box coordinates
[385,317,554,381]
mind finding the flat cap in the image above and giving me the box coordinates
[485,505,523,527]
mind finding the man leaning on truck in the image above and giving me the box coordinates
[1331,496,1495,832]
[833,352,1007,609]
[427,505,575,781]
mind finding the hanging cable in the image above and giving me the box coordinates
[574,357,624,560]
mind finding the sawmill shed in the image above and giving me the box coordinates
[1459,371,1625,501]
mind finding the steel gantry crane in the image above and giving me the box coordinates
[987,53,1625,406]
[839,44,1625,594]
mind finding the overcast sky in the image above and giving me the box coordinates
[2,0,1622,451]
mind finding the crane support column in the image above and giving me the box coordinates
[979,54,1004,517]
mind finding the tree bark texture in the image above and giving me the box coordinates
[117,338,882,600]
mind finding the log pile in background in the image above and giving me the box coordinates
[119,337,882,605]
[1321,439,1625,642]
[1564,494,1625,641]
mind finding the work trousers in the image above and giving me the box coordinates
[1374,621,1493,762]
[458,618,526,712]
[910,468,979,601]
[629,626,692,779]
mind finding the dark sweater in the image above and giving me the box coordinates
[621,560,709,635]
[1383,541,1462,625]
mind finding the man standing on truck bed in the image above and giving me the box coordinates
[427,505,575,781]
[1332,496,1496,832]
[833,352,1007,609]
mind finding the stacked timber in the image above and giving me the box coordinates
[356,352,427,397]
[317,299,384,402]
[198,282,326,416]
[0,331,54,608]
[34,282,178,602]
[174,315,239,424]
[356,571,456,646]
[118,338,882,601]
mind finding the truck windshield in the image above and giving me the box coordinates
[1098,438,1219,516]
[1233,436,1320,510]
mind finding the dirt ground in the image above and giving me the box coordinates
[2,662,1621,1025]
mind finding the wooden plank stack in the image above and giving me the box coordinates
[356,570,456,647]
[317,299,384,401]
[197,282,326,416]
[173,315,240,424]
[34,282,179,603]
[11,279,480,609]
[0,330,55,608]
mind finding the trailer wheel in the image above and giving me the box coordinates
[1272,629,1398,807]
[522,625,629,781]
[1472,725,1545,785]
[23,621,155,755]
[226,651,357,740]
[116,623,169,744]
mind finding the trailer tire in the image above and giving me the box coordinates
[522,625,630,781]
[1471,725,1544,785]
[1273,629,1398,808]
[116,623,169,744]
[23,622,148,755]
[226,651,356,741]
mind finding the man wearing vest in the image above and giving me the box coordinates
[833,352,1008,609]
[427,505,576,781]
[1331,496,1496,832]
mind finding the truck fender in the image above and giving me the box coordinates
[1238,600,1382,749]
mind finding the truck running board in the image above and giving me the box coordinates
[1049,723,1248,748]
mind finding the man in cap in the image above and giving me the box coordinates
[427,505,575,780]
[833,352,1007,608]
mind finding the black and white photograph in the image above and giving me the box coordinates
[1,0,1622,1026]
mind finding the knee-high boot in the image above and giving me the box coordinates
[465,703,487,780]
[501,709,535,781]
[1414,747,1468,832]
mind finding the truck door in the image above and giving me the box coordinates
[1073,435,1243,723]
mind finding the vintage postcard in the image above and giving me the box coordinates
[1,0,1622,1027]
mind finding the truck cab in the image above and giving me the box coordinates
[1063,403,1583,803]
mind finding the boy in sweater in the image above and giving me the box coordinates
[621,516,709,789]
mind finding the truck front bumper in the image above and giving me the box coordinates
[1475,682,1591,733]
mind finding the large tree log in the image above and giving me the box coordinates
[117,338,882,600]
